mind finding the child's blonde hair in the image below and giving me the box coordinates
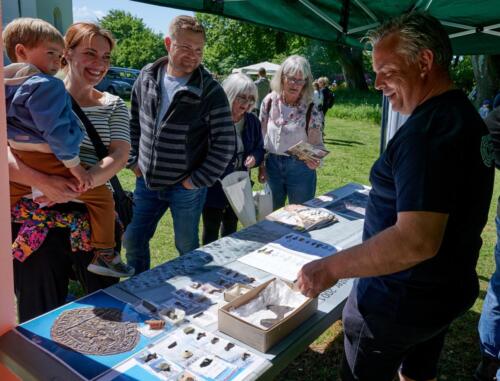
[2,18,64,62]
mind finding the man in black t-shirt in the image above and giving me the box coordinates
[297,12,494,381]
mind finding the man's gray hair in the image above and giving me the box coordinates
[365,12,452,72]
[222,73,258,107]
[271,55,314,104]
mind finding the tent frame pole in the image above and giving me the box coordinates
[352,0,378,22]
[298,0,343,33]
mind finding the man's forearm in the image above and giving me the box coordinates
[297,211,447,297]
[297,213,447,298]
[325,224,433,281]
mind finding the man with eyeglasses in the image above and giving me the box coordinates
[125,15,235,274]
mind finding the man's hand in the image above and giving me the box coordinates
[258,165,267,183]
[69,165,93,192]
[244,155,256,169]
[296,257,338,298]
[305,158,320,170]
[34,175,82,206]
[182,177,195,189]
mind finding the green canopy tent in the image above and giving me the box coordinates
[132,0,500,55]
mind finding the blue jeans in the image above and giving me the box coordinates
[478,215,500,376]
[124,177,207,274]
[265,154,317,210]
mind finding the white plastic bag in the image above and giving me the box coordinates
[253,183,273,221]
[221,171,257,227]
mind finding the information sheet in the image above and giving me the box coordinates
[238,233,339,282]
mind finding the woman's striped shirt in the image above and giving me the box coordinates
[79,92,130,166]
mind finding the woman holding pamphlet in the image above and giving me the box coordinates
[258,55,325,210]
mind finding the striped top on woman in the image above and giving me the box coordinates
[79,92,130,166]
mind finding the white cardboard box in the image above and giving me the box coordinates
[218,278,318,352]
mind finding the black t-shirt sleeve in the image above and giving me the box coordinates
[390,113,461,214]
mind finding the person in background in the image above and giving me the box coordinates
[258,55,324,210]
[202,73,264,244]
[493,91,500,110]
[312,81,324,110]
[475,105,500,381]
[479,99,492,119]
[254,67,270,115]
[318,76,335,117]
[125,15,235,274]
[297,12,494,381]
[313,80,325,133]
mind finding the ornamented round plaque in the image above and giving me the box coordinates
[51,307,139,355]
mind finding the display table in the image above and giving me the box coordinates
[0,183,368,381]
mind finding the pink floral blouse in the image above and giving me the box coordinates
[259,91,324,155]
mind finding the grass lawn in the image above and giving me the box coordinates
[117,113,498,380]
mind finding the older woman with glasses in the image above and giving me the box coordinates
[202,73,265,244]
[258,55,324,210]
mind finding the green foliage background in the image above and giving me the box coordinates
[451,56,475,93]
[98,9,476,97]
[100,10,165,69]
[195,13,342,78]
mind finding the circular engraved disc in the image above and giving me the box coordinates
[51,307,139,355]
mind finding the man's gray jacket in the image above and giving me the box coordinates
[128,56,235,189]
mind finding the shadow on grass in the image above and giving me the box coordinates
[478,274,492,283]
[276,322,345,381]
[276,309,483,381]
[324,138,365,147]
[439,309,482,380]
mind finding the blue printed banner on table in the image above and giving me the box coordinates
[16,290,160,380]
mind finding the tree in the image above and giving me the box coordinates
[335,45,368,90]
[195,13,367,88]
[471,55,500,107]
[196,13,277,74]
[99,10,165,69]
[450,56,474,93]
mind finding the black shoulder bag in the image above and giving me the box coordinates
[71,98,134,231]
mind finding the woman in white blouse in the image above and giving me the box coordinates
[258,55,325,210]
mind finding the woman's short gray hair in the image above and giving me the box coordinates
[222,73,258,107]
[271,55,314,104]
[365,12,452,72]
